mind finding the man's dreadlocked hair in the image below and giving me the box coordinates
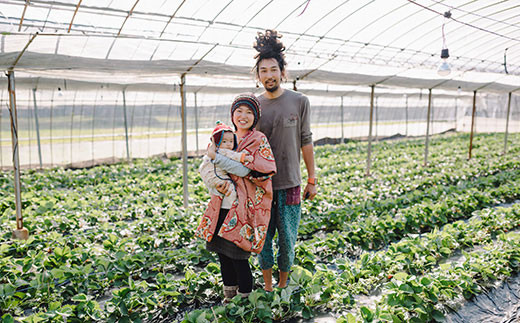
[253,29,287,76]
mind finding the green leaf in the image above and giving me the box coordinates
[291,266,312,285]
[426,291,439,303]
[398,284,414,294]
[432,309,445,322]
[414,307,427,315]
[393,272,408,281]
[196,312,210,323]
[48,301,62,310]
[439,263,451,271]
[360,307,373,320]
[420,277,432,286]
[2,314,14,323]
[213,307,226,316]
[205,262,220,274]
[394,254,407,261]
[119,302,128,315]
[248,290,263,305]
[302,306,313,319]
[281,288,292,303]
[387,293,399,306]
[345,313,357,323]
[56,305,74,316]
[72,293,88,302]
[0,244,9,255]
[378,312,393,321]
[439,247,451,255]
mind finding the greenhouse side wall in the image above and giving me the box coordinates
[0,89,518,169]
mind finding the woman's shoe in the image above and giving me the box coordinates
[223,285,238,304]
[238,291,250,298]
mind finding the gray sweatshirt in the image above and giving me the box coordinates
[257,89,313,190]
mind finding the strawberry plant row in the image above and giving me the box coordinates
[184,203,520,322]
[300,134,519,237]
[329,203,520,305]
[347,230,520,322]
[295,169,520,264]
[0,133,518,322]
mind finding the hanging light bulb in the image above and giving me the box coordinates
[438,48,451,76]
[437,11,452,77]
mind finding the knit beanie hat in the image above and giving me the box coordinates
[231,94,261,130]
[211,121,237,150]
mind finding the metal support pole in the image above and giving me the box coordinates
[164,96,173,155]
[69,91,77,166]
[430,97,435,134]
[405,94,408,137]
[7,71,28,240]
[375,97,378,141]
[194,92,199,154]
[122,91,130,161]
[0,89,3,168]
[504,92,512,155]
[31,88,43,168]
[180,74,189,208]
[424,89,432,166]
[340,96,344,143]
[454,96,458,131]
[366,85,375,177]
[469,90,477,160]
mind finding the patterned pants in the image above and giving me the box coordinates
[258,189,301,272]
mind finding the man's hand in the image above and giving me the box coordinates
[303,183,317,200]
[301,144,316,200]
[216,182,231,196]
[207,139,217,160]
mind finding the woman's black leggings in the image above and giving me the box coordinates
[217,253,253,293]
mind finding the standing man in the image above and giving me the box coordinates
[254,30,317,291]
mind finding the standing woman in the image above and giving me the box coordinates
[196,94,276,302]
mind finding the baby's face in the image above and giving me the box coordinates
[219,132,235,150]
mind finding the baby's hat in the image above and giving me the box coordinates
[212,121,237,149]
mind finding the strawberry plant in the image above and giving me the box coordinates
[0,133,519,322]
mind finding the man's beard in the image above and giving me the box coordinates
[264,81,279,93]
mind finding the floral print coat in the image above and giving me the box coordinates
[195,129,276,253]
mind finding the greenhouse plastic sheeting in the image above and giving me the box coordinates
[0,88,517,169]
[0,0,519,168]
[0,0,520,92]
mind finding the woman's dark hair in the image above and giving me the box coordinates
[253,29,287,76]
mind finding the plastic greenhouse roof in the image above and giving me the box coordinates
[0,0,519,93]
[0,75,475,100]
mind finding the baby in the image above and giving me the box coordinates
[199,121,253,208]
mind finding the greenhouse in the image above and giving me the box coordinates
[0,0,519,322]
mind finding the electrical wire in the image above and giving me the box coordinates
[407,0,520,42]
[441,11,449,49]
